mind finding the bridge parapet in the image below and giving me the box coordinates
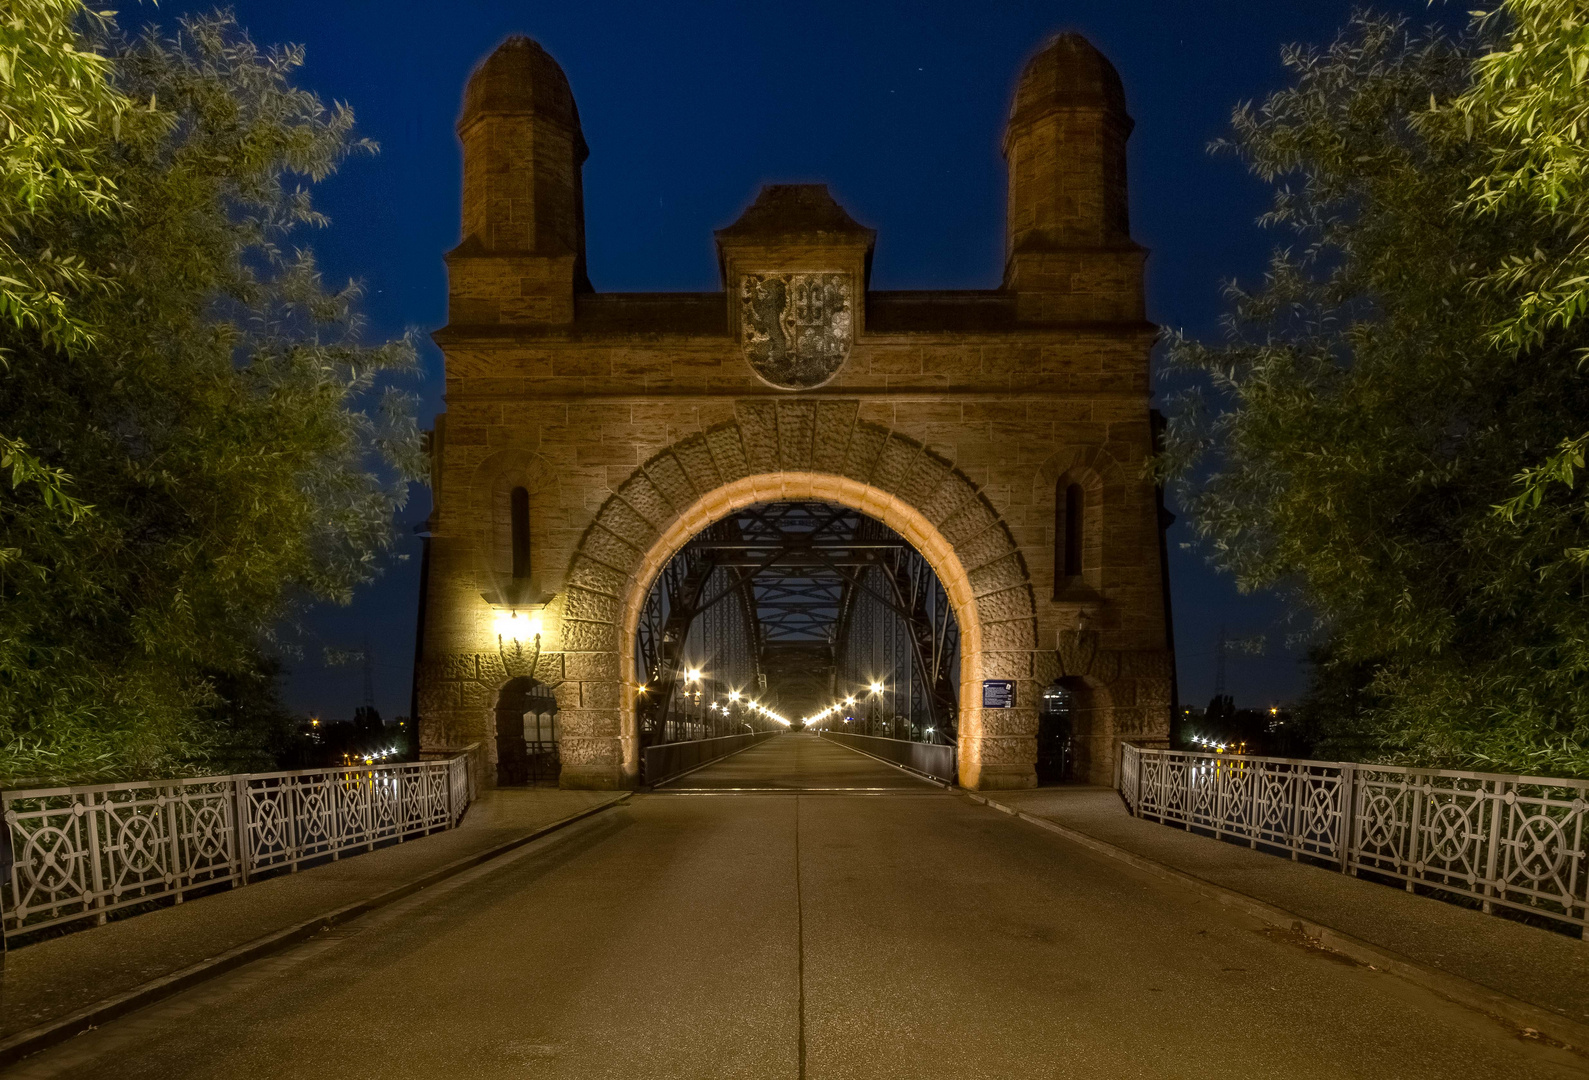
[1122,743,1589,934]
[1,750,477,942]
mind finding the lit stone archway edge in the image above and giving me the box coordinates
[562,403,1041,790]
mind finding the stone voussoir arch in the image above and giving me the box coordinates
[1037,444,1128,493]
[553,398,1042,790]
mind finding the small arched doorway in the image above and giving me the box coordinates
[1037,677,1096,784]
[494,677,560,786]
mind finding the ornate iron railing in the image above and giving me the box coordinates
[1119,744,1589,933]
[2,753,475,939]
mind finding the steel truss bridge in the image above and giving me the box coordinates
[635,501,961,747]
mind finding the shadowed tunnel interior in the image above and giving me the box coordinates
[632,501,962,767]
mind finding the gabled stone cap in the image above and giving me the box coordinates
[715,184,876,246]
[1007,32,1131,140]
[714,184,876,288]
[459,35,588,162]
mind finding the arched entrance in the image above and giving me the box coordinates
[507,406,1045,790]
[632,498,963,777]
[615,473,993,788]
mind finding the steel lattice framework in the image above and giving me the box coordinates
[635,501,960,747]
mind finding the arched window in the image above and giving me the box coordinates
[1065,484,1083,578]
[510,486,530,580]
[1056,481,1084,592]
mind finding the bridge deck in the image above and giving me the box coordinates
[658,730,939,791]
[9,735,1579,1079]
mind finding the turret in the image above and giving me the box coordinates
[447,36,589,325]
[1003,33,1143,322]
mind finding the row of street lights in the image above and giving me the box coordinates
[800,682,928,735]
[638,668,792,743]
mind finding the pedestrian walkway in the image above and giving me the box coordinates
[988,785,1589,1028]
[0,787,624,1055]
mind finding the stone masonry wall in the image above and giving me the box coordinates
[418,321,1172,788]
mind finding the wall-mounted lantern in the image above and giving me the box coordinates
[491,604,546,656]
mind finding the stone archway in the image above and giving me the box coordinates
[552,400,1041,790]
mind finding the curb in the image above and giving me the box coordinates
[965,791,1589,1057]
[0,792,631,1068]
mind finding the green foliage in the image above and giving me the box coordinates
[1160,13,1589,776]
[1456,0,1589,353]
[0,12,422,785]
[0,0,127,349]
[0,0,137,528]
[1458,1,1589,574]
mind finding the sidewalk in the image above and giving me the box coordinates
[985,786,1589,1029]
[0,787,626,1057]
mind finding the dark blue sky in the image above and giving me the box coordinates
[147,0,1457,721]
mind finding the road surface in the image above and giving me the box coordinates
[13,734,1582,1079]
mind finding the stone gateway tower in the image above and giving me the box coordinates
[416,32,1174,790]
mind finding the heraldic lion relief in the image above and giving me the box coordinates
[738,271,854,390]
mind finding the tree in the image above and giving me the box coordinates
[1456,1,1589,573]
[0,0,129,529]
[0,12,422,785]
[1160,12,1589,776]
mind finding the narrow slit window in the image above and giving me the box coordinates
[510,486,531,579]
[1063,483,1083,579]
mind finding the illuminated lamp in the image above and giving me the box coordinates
[494,606,544,645]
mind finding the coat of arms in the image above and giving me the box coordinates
[738,272,853,389]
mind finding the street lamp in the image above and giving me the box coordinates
[494,607,543,648]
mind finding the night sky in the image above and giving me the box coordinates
[143,0,1459,723]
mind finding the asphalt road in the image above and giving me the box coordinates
[13,734,1584,1079]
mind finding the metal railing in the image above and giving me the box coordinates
[644,730,779,786]
[1120,743,1589,933]
[2,752,476,939]
[820,730,957,784]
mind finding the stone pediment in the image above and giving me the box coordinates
[715,185,875,390]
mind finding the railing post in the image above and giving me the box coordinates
[1406,772,1425,892]
[287,776,303,872]
[164,783,185,904]
[1481,778,1504,916]
[233,776,251,886]
[84,791,108,926]
[0,795,14,942]
[1338,763,1356,874]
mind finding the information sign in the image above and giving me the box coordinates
[982,679,1016,709]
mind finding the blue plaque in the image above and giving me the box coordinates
[982,679,1016,708]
